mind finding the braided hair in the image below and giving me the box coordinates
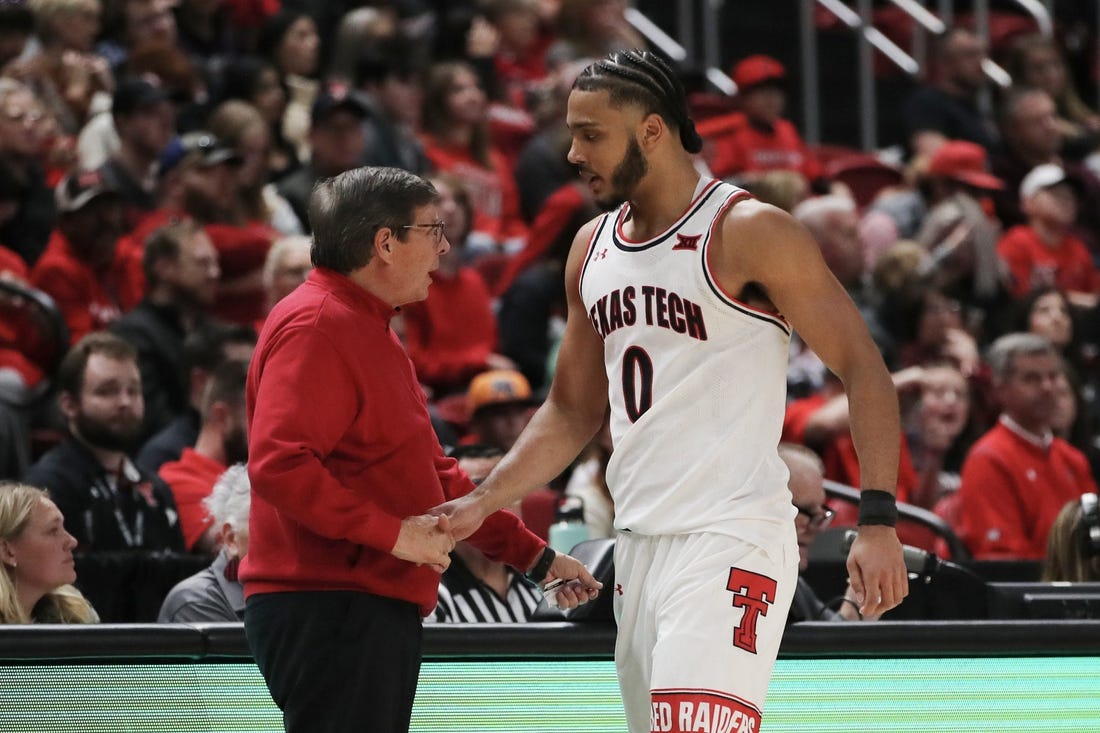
[573,49,703,154]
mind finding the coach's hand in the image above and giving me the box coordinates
[393,514,456,573]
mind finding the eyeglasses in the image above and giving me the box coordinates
[796,505,835,530]
[401,221,446,245]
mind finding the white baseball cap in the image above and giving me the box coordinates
[1019,163,1069,200]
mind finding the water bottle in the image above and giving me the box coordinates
[549,496,589,554]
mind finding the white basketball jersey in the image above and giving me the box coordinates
[578,178,796,547]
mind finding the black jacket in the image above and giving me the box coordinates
[24,436,184,553]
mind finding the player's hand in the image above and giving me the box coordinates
[846,524,907,618]
[392,513,456,573]
[541,552,602,609]
[429,494,490,542]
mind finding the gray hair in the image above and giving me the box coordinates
[986,332,1058,382]
[262,234,312,290]
[203,464,251,531]
[792,194,857,238]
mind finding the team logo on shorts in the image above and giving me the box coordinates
[726,568,778,654]
[650,689,760,733]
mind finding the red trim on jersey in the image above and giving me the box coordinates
[577,214,609,300]
[702,192,790,330]
[615,178,721,245]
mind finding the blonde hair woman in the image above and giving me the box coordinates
[0,482,96,623]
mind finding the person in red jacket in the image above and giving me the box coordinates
[158,359,249,553]
[30,170,130,345]
[401,175,515,396]
[697,54,822,183]
[241,167,600,733]
[956,333,1098,559]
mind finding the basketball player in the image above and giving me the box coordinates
[435,49,908,732]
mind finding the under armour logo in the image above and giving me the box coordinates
[593,248,608,261]
[616,583,624,596]
[673,233,700,251]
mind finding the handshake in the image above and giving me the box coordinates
[391,506,602,610]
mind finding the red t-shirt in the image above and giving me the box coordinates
[698,112,822,181]
[158,447,226,551]
[421,137,528,251]
[996,224,1100,298]
[0,246,43,386]
[956,419,1097,560]
[29,230,125,344]
[401,267,498,392]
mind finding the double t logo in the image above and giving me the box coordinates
[726,569,777,654]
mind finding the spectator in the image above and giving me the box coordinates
[912,140,1007,311]
[698,54,821,183]
[256,11,320,163]
[401,175,514,396]
[218,56,298,180]
[354,36,429,174]
[955,333,1097,560]
[420,61,528,255]
[97,76,176,227]
[901,27,996,159]
[158,359,248,553]
[906,361,972,511]
[1041,493,1100,582]
[431,444,544,623]
[780,443,876,623]
[325,6,396,89]
[257,234,311,332]
[1006,33,1100,163]
[0,81,57,266]
[996,164,1100,306]
[95,0,177,74]
[135,320,256,475]
[465,369,539,452]
[23,332,184,553]
[989,86,1100,238]
[0,481,97,623]
[29,169,128,344]
[158,463,251,622]
[551,0,645,60]
[111,218,220,439]
[206,99,303,236]
[276,88,368,231]
[13,0,113,134]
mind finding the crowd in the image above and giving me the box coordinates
[0,0,1098,633]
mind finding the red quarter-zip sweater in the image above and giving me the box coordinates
[240,268,545,615]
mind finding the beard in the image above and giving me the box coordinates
[74,411,144,453]
[597,137,649,211]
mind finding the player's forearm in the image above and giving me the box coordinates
[470,398,603,513]
[842,358,901,495]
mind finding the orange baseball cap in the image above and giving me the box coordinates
[466,370,536,417]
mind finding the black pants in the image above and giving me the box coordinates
[244,591,423,733]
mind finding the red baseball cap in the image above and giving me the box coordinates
[926,141,1004,191]
[732,55,786,91]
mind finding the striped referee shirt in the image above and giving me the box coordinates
[431,554,543,623]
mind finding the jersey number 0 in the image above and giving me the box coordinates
[621,346,653,422]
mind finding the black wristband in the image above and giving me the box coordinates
[857,489,898,527]
[526,546,556,583]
